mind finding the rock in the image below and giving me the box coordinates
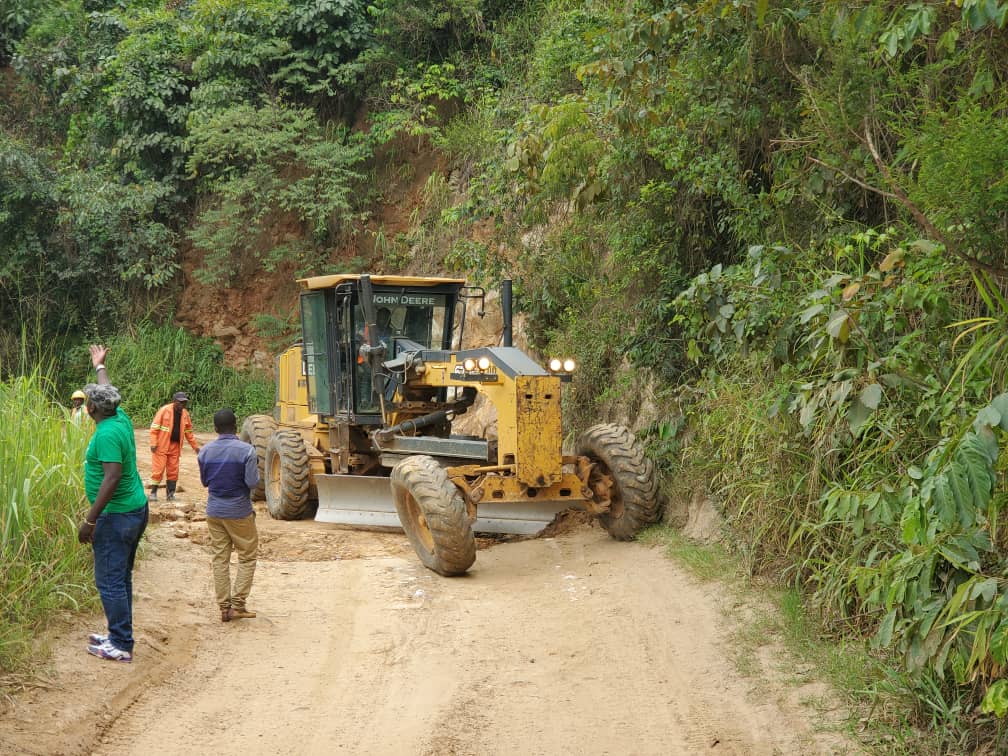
[172,527,189,539]
[680,488,724,543]
[461,290,503,349]
[452,392,497,440]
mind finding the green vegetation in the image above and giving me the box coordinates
[441,1,1008,749]
[0,371,94,677]
[0,0,505,354]
[60,323,275,430]
[5,0,1008,748]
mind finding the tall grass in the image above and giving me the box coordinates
[670,364,815,578]
[0,371,95,676]
[60,322,275,430]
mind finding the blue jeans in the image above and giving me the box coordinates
[92,505,148,652]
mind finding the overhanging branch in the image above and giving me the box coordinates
[863,123,1008,278]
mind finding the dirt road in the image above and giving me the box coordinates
[0,431,852,755]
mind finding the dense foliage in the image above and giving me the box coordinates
[5,0,1008,748]
[408,0,1008,749]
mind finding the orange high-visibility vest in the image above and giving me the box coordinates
[150,403,199,452]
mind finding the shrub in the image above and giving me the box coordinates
[186,102,369,284]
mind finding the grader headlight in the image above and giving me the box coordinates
[463,358,477,371]
[547,357,575,382]
[477,356,491,371]
[548,357,576,374]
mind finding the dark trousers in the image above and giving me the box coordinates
[92,504,149,652]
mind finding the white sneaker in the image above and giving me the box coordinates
[87,639,132,662]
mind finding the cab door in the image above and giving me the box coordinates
[299,291,334,416]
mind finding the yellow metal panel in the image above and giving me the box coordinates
[298,274,466,290]
[277,345,311,425]
[483,379,516,467]
[475,471,589,506]
[515,375,562,487]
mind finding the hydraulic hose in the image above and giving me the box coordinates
[374,387,477,442]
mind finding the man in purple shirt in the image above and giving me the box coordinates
[198,408,260,622]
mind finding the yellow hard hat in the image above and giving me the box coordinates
[71,390,87,401]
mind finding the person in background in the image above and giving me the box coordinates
[148,391,200,502]
[77,344,148,663]
[374,307,395,342]
[355,307,396,412]
[357,306,395,346]
[70,389,89,423]
[197,408,260,623]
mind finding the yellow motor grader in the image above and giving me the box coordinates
[241,273,660,575]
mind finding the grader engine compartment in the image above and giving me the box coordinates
[241,273,661,576]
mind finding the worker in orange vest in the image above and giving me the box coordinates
[149,392,200,502]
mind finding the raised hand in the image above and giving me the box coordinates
[89,344,109,369]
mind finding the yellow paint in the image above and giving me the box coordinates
[276,345,317,429]
[515,375,563,486]
[470,470,588,505]
[298,273,465,291]
[408,357,563,488]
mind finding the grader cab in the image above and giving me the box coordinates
[242,273,661,575]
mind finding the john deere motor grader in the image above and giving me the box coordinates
[241,273,661,575]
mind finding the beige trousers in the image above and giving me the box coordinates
[206,515,258,610]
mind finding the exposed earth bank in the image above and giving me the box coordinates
[0,431,854,755]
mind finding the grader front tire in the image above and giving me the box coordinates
[391,455,475,576]
[265,430,312,520]
[577,423,661,540]
[239,414,276,502]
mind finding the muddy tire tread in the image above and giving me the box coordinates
[265,430,311,520]
[576,423,661,540]
[239,414,276,502]
[391,455,476,576]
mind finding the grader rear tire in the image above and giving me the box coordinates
[239,414,276,501]
[577,423,661,540]
[391,455,475,576]
[265,430,311,520]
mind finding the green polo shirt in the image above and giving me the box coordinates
[84,407,147,513]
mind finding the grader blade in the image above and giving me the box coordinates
[313,474,570,535]
[466,499,571,535]
[314,475,401,528]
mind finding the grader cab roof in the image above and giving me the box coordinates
[298,274,467,291]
